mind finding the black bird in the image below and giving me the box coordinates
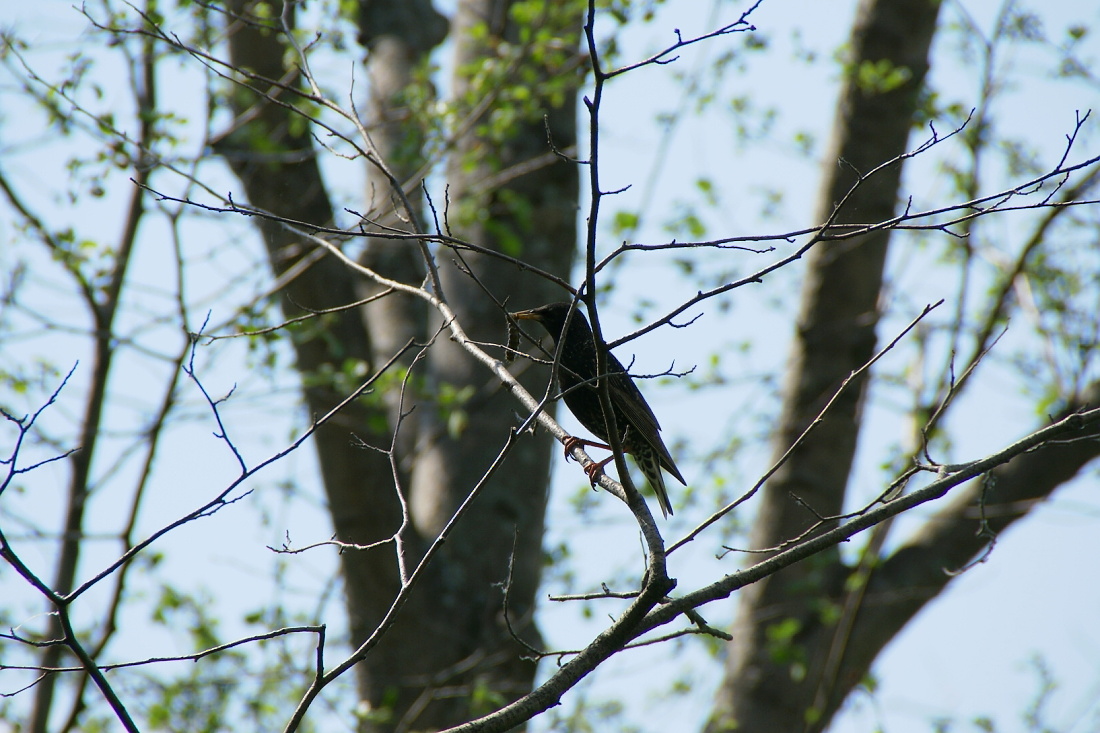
[511,302,685,518]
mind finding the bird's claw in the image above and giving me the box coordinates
[562,435,583,460]
[583,460,603,486]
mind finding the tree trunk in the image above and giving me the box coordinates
[217,1,580,729]
[708,0,942,730]
[707,2,1100,730]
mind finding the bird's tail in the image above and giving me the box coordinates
[636,449,674,518]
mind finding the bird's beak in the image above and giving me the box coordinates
[510,310,538,321]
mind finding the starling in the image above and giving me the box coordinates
[511,302,685,518]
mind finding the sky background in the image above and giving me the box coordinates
[2,0,1100,731]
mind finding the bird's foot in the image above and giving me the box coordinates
[583,456,614,487]
[562,435,583,460]
[562,435,611,461]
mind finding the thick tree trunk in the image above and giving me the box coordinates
[218,1,580,729]
[707,0,942,730]
[377,0,581,727]
[216,7,414,728]
[708,1,1100,730]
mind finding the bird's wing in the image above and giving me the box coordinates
[608,371,661,432]
[606,357,687,485]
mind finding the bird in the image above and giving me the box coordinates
[511,302,685,518]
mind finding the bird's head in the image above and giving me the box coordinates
[510,302,590,343]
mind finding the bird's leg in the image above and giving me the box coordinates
[563,436,616,486]
[562,435,612,460]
